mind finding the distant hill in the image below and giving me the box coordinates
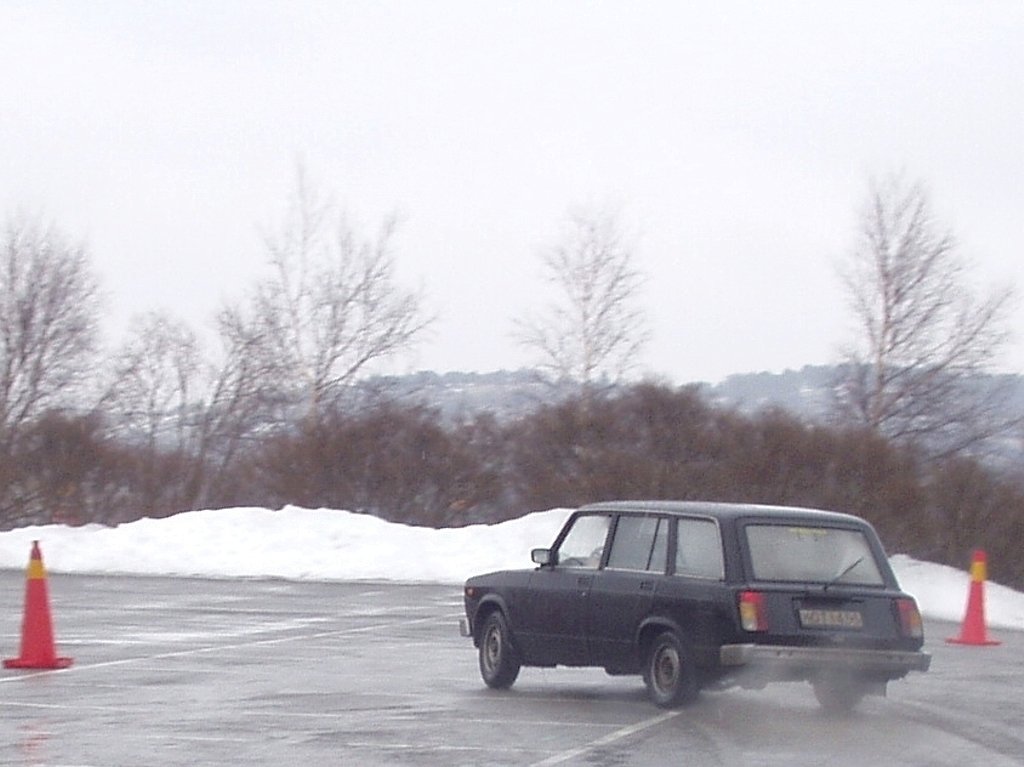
[699,365,840,419]
[361,369,568,421]
[704,366,1024,433]
[362,365,1024,470]
[365,365,1024,428]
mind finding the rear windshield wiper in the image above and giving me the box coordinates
[823,556,864,591]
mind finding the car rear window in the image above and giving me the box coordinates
[744,524,884,585]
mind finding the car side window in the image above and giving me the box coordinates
[556,514,612,568]
[675,518,724,579]
[606,515,668,573]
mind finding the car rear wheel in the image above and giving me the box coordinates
[643,630,699,708]
[812,677,867,714]
[478,611,521,689]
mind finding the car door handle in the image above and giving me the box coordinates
[639,580,654,591]
[577,576,593,588]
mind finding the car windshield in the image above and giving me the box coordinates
[744,524,885,585]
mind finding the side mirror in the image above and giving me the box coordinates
[531,548,553,566]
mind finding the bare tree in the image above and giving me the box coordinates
[517,207,648,396]
[0,214,100,448]
[833,175,1016,457]
[197,304,280,479]
[102,307,286,513]
[236,167,431,424]
[107,311,200,452]
[98,312,202,514]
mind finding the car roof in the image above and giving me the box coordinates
[577,500,868,526]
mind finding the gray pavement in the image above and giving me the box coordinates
[1,573,1022,766]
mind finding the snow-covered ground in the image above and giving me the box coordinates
[1,506,1021,632]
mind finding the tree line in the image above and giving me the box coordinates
[2,169,1021,586]
[8,381,1024,588]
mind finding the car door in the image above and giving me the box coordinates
[658,515,731,665]
[520,513,612,666]
[587,514,668,669]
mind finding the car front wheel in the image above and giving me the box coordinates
[643,630,699,708]
[478,611,521,689]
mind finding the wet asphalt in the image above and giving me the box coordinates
[1,572,1022,766]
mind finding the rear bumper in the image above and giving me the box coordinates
[720,643,931,679]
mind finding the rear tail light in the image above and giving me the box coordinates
[739,590,768,632]
[896,597,924,639]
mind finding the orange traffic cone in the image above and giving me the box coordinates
[946,549,1001,647]
[4,541,73,669]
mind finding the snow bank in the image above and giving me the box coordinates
[0,506,1021,631]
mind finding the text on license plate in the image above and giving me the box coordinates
[798,608,863,629]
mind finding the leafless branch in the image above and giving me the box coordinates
[517,207,648,397]
[834,175,1017,457]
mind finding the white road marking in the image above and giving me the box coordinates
[527,710,681,766]
[0,613,461,681]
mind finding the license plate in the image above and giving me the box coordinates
[798,608,863,629]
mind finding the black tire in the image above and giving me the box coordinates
[812,678,866,715]
[478,611,521,689]
[643,631,700,708]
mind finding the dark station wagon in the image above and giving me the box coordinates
[460,501,931,712]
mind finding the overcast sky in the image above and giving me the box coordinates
[2,1,1021,384]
